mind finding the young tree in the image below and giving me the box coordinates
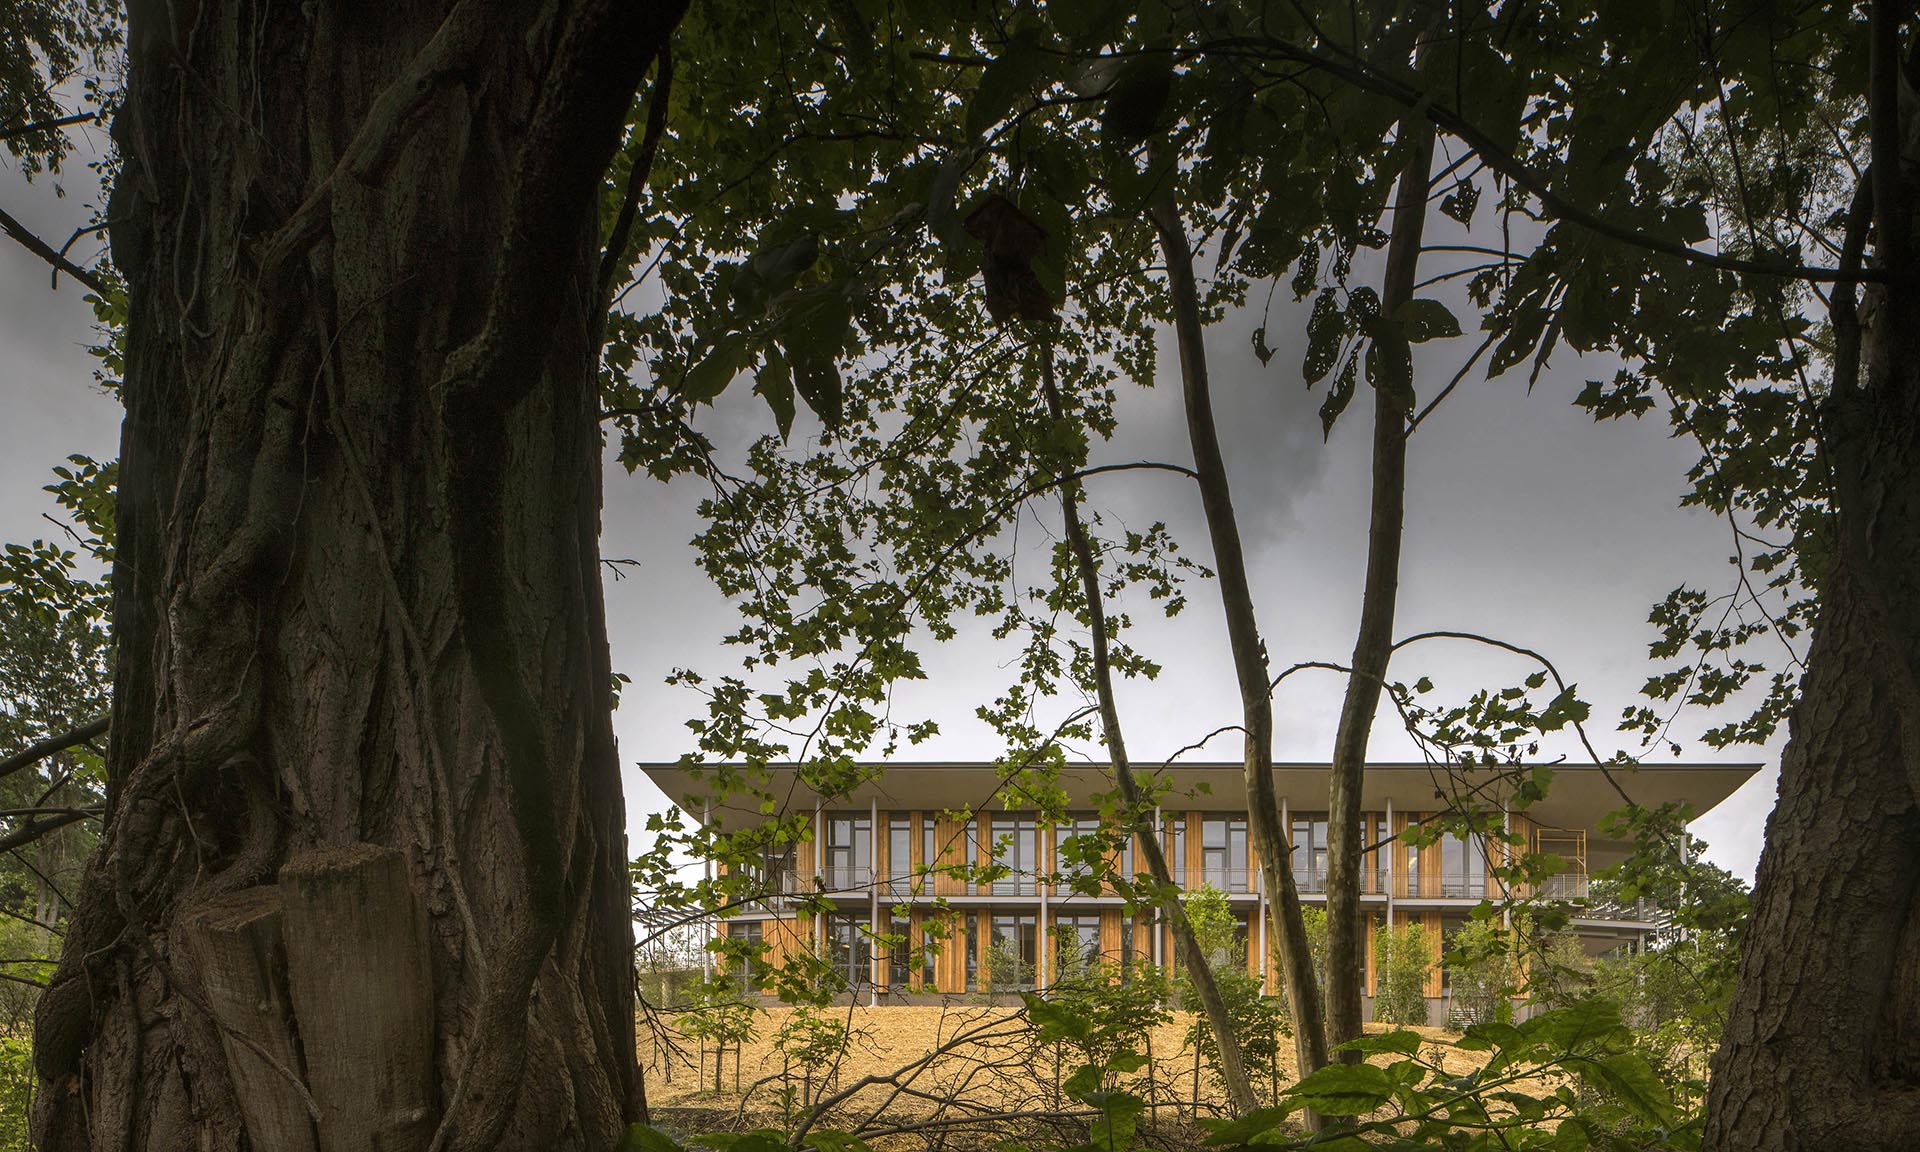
[26,5,687,1150]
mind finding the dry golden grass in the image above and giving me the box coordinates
[641,1003,1489,1138]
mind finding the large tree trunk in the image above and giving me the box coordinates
[31,4,681,1150]
[1703,10,1920,1143]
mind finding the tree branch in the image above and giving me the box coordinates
[0,203,107,293]
[1037,340,1259,1116]
[0,807,97,854]
[0,715,109,782]
[597,45,673,310]
[0,111,96,142]
[1207,35,1899,285]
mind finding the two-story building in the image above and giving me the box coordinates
[640,760,1757,1022]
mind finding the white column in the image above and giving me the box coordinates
[1152,805,1164,967]
[702,799,713,983]
[813,802,825,955]
[1501,802,1512,930]
[1257,886,1269,993]
[870,797,881,1005]
[1384,797,1395,929]
[1037,855,1050,993]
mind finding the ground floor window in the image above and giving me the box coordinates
[1052,914,1102,981]
[965,913,980,991]
[989,913,1037,991]
[828,913,871,990]
[730,920,764,995]
[888,913,910,988]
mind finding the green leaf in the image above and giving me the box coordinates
[1319,346,1359,438]
[1253,324,1275,366]
[698,1133,789,1152]
[1025,992,1092,1044]
[1100,52,1174,143]
[791,350,843,430]
[621,1125,683,1152]
[1396,298,1461,343]
[1200,1105,1293,1144]
[1284,1061,1395,1116]
[682,332,750,402]
[751,233,820,291]
[967,28,1045,140]
[1302,291,1341,384]
[1336,1029,1423,1057]
[755,344,796,438]
[1439,180,1480,224]
[1577,1052,1674,1124]
[803,1131,874,1152]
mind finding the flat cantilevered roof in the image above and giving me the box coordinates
[637,759,1762,838]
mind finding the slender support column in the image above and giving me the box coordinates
[870,796,881,1006]
[1501,803,1512,929]
[1384,797,1395,929]
[814,802,825,956]
[1038,863,1050,993]
[1258,885,1270,993]
[703,800,714,984]
[1152,805,1165,967]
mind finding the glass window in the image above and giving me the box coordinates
[991,815,1038,895]
[1055,816,1103,889]
[1290,814,1329,892]
[1052,914,1102,981]
[1202,817,1248,892]
[732,920,764,995]
[1168,818,1188,886]
[922,820,936,888]
[964,912,980,991]
[1360,815,1389,891]
[990,913,1038,991]
[888,913,910,988]
[825,814,871,891]
[1440,833,1486,897]
[922,919,937,989]
[828,914,871,989]
[965,822,980,895]
[888,816,912,894]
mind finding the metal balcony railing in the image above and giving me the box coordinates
[1434,873,1490,898]
[1288,867,1390,894]
[1536,872,1591,900]
[1199,867,1251,894]
[819,865,870,893]
[1580,895,1660,923]
[989,873,1037,896]
[881,871,923,897]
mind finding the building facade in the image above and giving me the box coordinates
[640,760,1757,1023]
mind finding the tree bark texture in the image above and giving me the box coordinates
[1324,109,1429,1062]
[1147,189,1330,1093]
[1703,11,1920,1141]
[31,4,683,1150]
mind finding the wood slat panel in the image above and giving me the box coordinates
[934,817,962,897]
[1422,911,1444,999]
[1418,814,1441,898]
[1185,811,1202,881]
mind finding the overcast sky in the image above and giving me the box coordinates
[1,144,1781,884]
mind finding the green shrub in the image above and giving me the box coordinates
[0,1034,30,1152]
[1444,919,1517,1028]
[1373,921,1432,1026]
